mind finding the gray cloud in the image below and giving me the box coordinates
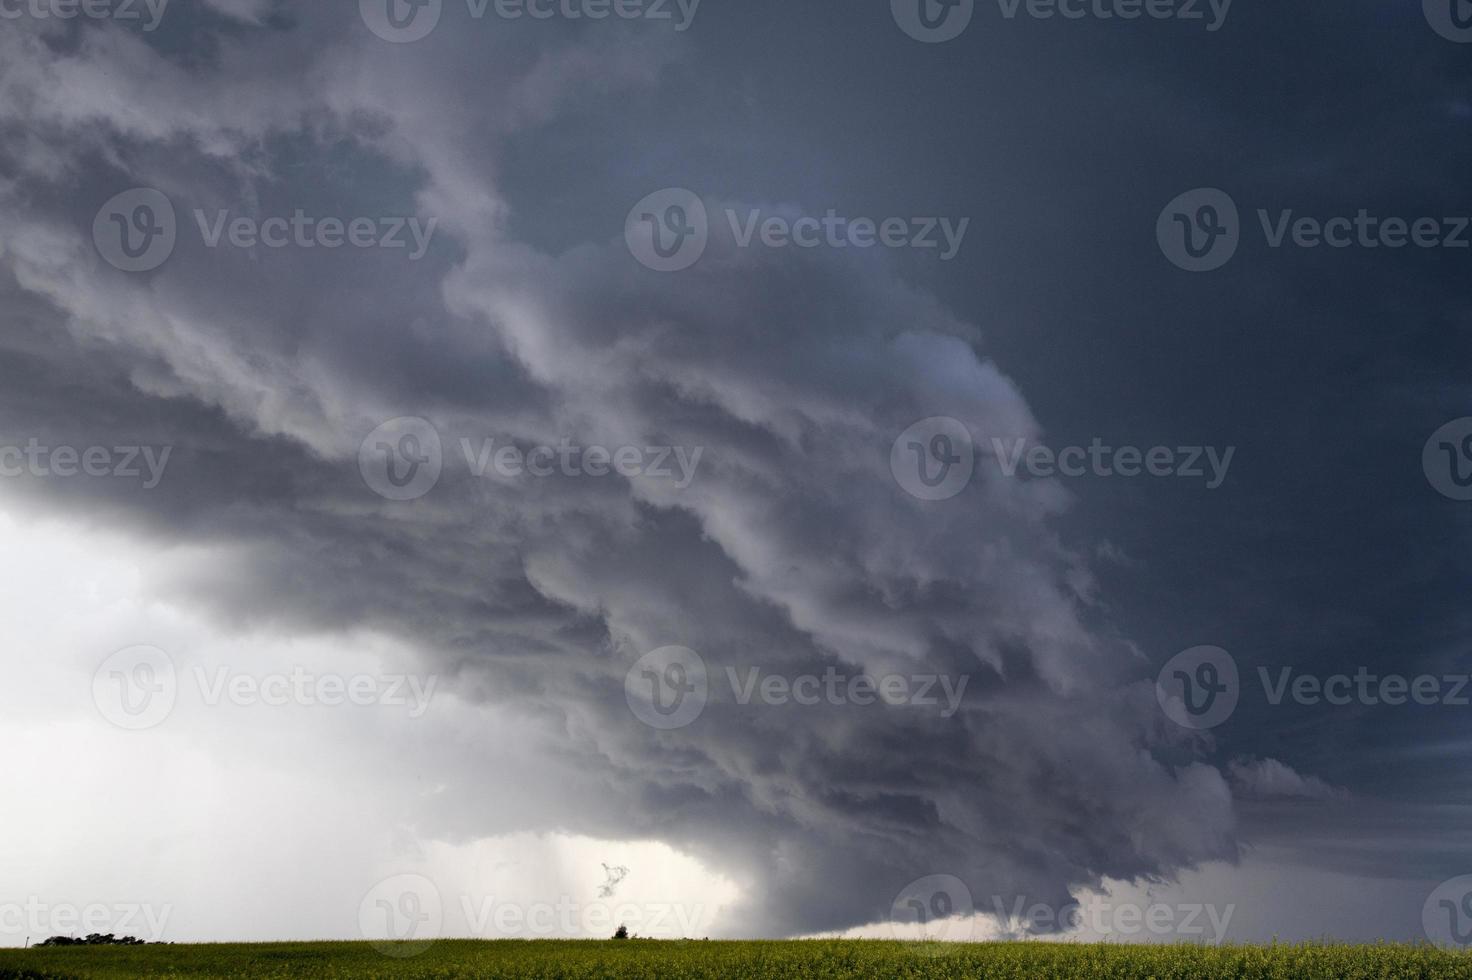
[1228,758,1345,803]
[0,2,1312,938]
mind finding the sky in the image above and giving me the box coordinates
[1,0,1472,950]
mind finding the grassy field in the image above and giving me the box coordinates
[3,940,1472,978]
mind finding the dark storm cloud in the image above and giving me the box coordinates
[1,0,1464,941]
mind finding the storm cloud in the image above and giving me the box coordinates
[2,0,1467,944]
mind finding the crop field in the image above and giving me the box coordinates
[3,940,1472,979]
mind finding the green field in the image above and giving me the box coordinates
[3,940,1472,979]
